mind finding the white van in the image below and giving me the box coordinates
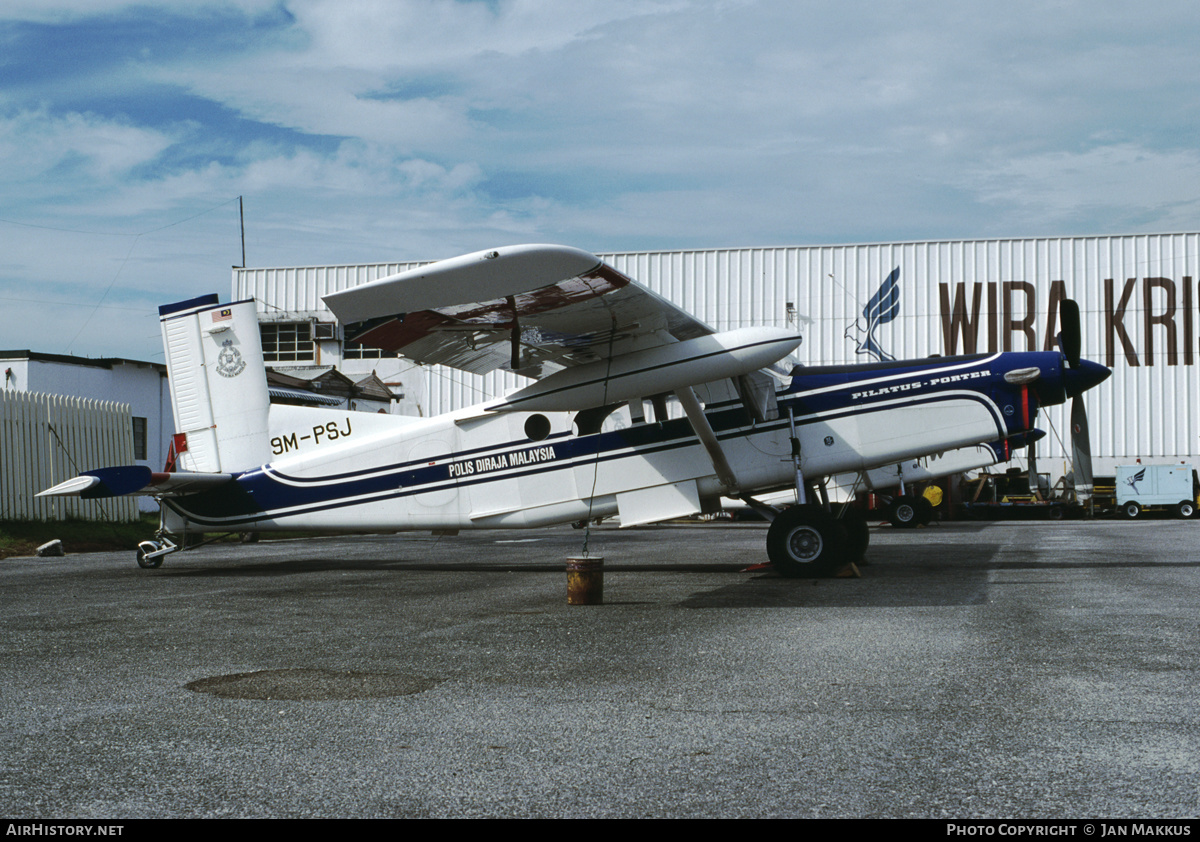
[1115,465,1199,519]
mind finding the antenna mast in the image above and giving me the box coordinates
[238,196,246,268]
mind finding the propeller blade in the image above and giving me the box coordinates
[1070,396,1094,501]
[1022,380,1039,495]
[1059,299,1081,369]
[1027,443,1039,495]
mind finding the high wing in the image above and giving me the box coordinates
[322,244,716,379]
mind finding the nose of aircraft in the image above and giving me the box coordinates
[1063,358,1111,397]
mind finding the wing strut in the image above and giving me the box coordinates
[674,387,740,494]
[506,295,520,371]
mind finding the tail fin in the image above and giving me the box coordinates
[159,295,270,472]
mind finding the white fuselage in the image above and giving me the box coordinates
[162,354,1014,535]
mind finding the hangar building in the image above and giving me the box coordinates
[233,232,1200,484]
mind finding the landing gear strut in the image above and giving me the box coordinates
[133,503,196,568]
[761,412,871,577]
[673,395,868,578]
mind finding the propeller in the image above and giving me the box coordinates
[1020,299,1104,503]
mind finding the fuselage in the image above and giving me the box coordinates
[162,349,1105,534]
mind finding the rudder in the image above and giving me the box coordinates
[159,295,270,472]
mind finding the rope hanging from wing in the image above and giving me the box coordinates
[580,302,619,560]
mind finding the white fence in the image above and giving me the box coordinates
[0,391,138,522]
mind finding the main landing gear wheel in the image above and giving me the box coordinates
[916,497,933,525]
[767,505,847,578]
[136,541,165,569]
[840,508,870,561]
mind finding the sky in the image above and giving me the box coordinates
[3,0,1200,362]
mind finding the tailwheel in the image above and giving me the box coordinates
[136,541,165,569]
[767,505,848,578]
[135,536,178,569]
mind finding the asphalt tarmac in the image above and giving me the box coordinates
[2,519,1199,819]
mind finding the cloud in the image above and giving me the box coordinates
[4,0,1200,361]
[289,0,679,69]
[0,0,279,24]
[965,143,1200,234]
[130,0,694,153]
[0,106,175,206]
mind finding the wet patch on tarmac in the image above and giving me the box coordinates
[186,668,441,700]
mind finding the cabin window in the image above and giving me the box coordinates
[573,403,622,436]
[261,322,314,363]
[524,414,551,441]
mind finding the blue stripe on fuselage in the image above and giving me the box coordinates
[167,353,1039,527]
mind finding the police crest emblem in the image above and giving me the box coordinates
[216,339,246,378]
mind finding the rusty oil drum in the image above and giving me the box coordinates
[566,555,603,605]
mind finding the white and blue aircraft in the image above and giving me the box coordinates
[39,244,1110,576]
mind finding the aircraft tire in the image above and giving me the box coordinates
[915,497,934,525]
[1122,501,1141,519]
[136,541,164,569]
[887,496,920,529]
[1177,500,1196,519]
[840,508,870,560]
[767,505,847,578]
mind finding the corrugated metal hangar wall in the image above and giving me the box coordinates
[234,232,1200,479]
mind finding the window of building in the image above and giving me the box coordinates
[132,416,147,460]
[343,341,399,360]
[261,323,314,363]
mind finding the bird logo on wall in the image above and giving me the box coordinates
[844,267,900,362]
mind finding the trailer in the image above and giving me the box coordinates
[959,468,1077,520]
[1115,464,1199,519]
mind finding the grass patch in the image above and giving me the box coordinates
[0,515,160,559]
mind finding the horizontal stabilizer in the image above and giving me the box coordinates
[38,466,234,499]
